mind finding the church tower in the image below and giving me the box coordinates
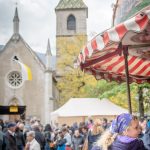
[55,0,88,77]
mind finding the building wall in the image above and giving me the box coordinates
[53,80,60,109]
[0,37,46,123]
[56,9,87,36]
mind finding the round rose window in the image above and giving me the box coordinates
[8,71,22,88]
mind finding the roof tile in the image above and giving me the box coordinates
[55,0,87,10]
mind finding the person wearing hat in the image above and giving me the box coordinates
[3,122,17,150]
[92,113,147,150]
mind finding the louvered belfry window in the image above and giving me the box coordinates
[67,15,76,30]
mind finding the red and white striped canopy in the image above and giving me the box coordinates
[77,10,150,84]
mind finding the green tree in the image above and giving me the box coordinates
[136,83,150,116]
[85,80,139,112]
[56,35,97,106]
[57,70,97,106]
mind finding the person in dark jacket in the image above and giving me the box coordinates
[0,126,4,149]
[0,119,4,130]
[92,138,146,150]
[32,125,45,150]
[72,129,84,150]
[80,126,88,141]
[102,118,108,130]
[3,122,18,150]
[56,131,66,150]
[92,113,147,150]
[44,124,54,150]
[110,136,146,150]
[141,128,150,150]
[15,126,25,150]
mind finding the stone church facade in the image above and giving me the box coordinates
[0,0,88,124]
[0,8,59,124]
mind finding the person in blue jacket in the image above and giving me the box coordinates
[139,118,150,150]
[92,113,147,150]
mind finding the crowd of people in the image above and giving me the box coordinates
[0,114,150,150]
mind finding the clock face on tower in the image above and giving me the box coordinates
[7,71,23,88]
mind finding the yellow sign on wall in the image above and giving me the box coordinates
[9,106,18,112]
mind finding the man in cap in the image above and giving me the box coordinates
[3,122,17,150]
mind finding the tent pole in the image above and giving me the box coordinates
[123,46,132,114]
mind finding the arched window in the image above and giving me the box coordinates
[9,98,19,106]
[67,15,76,30]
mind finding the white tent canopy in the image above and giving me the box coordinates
[51,98,128,118]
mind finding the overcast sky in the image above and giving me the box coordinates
[0,0,115,55]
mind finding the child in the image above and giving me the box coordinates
[92,113,147,150]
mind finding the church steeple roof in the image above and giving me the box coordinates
[13,7,19,22]
[13,7,19,34]
[46,39,52,56]
[55,0,87,10]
